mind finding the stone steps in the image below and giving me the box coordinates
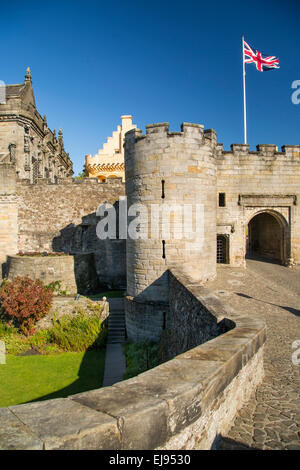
[106,304,126,344]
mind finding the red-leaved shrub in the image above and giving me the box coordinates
[0,276,53,335]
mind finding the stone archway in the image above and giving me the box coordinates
[246,211,286,264]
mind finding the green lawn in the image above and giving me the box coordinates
[0,350,106,408]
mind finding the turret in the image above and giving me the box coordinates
[124,122,218,341]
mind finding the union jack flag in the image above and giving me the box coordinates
[243,40,280,72]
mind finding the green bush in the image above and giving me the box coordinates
[0,333,30,355]
[123,340,160,380]
[0,312,107,355]
[45,280,67,296]
[29,329,53,350]
[47,312,107,352]
[0,320,17,337]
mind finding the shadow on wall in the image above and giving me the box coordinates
[125,270,235,359]
[125,272,170,344]
[52,210,126,293]
[1,262,6,279]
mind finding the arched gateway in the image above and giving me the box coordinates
[246,210,288,264]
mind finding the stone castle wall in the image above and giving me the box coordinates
[16,177,126,289]
[124,122,300,342]
[6,255,78,295]
[0,163,18,274]
[0,167,126,288]
[16,177,125,253]
[216,144,300,266]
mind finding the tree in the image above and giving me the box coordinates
[74,167,87,180]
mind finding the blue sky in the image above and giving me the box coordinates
[1,0,299,175]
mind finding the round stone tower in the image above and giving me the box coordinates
[124,122,217,341]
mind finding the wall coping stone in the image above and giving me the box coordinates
[16,178,125,187]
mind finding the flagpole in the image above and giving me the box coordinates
[242,35,247,144]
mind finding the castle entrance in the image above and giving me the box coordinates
[247,212,284,263]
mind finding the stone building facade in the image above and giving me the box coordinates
[216,143,299,267]
[85,115,136,181]
[0,67,73,183]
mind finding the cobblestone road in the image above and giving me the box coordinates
[204,259,300,450]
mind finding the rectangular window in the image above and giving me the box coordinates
[219,193,226,207]
[161,180,165,199]
[217,235,229,264]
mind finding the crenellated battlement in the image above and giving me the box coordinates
[126,122,300,161]
[127,122,205,138]
[125,122,218,153]
[145,122,170,134]
[217,143,300,158]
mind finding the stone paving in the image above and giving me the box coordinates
[204,259,300,450]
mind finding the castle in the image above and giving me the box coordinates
[85,115,136,181]
[0,70,299,450]
[124,123,300,341]
[0,70,300,312]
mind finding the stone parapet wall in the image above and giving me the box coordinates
[125,295,169,342]
[0,272,266,450]
[6,255,78,295]
[161,270,233,360]
[5,253,109,295]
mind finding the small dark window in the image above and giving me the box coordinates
[161,180,165,199]
[219,193,226,207]
[217,235,229,264]
[162,240,166,259]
